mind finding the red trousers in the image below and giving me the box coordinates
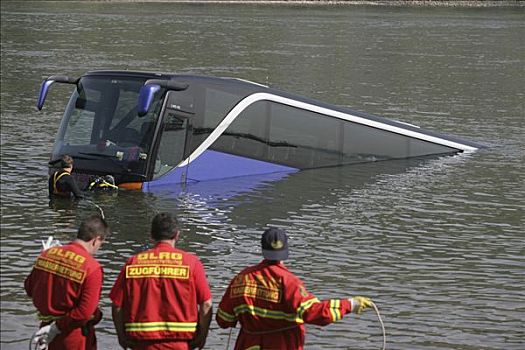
[131,340,190,350]
[48,326,96,350]
[234,327,305,350]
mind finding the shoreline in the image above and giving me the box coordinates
[4,0,525,8]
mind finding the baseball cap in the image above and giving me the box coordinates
[261,228,289,261]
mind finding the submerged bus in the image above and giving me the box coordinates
[37,70,483,191]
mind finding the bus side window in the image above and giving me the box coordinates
[153,114,188,178]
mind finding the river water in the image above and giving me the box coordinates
[1,2,524,349]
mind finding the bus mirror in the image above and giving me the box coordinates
[37,75,78,110]
[37,80,55,110]
[137,83,161,117]
[137,79,188,117]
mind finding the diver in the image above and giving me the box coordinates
[87,174,118,192]
[48,154,84,199]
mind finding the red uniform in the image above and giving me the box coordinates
[216,260,353,350]
[24,242,103,350]
[110,242,212,350]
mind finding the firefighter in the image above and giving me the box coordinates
[216,227,374,350]
[110,213,213,350]
[25,215,109,349]
[48,154,83,199]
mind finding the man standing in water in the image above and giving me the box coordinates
[48,154,83,199]
[25,215,109,349]
[110,213,213,350]
[216,227,374,350]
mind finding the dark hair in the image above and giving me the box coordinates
[61,155,74,169]
[77,215,110,242]
[151,213,179,241]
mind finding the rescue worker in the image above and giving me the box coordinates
[216,227,374,350]
[48,154,83,199]
[25,215,109,349]
[110,213,213,350]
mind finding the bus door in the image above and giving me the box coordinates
[151,110,193,184]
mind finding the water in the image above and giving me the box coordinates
[1,2,524,349]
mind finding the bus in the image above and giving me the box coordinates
[37,70,483,191]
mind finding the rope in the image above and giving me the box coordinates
[225,328,233,350]
[29,330,46,350]
[86,200,105,219]
[370,302,386,350]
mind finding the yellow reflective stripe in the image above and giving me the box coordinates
[246,346,261,350]
[125,321,197,332]
[234,304,301,323]
[53,172,69,194]
[217,308,237,322]
[296,298,319,320]
[232,298,321,324]
[37,312,64,322]
[329,299,342,321]
[100,181,118,189]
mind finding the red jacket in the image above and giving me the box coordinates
[110,242,211,344]
[25,242,103,349]
[216,260,352,350]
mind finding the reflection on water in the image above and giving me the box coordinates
[1,2,524,350]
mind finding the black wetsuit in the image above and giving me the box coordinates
[48,170,84,199]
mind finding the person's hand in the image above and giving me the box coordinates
[90,308,103,325]
[349,296,373,314]
[33,322,61,349]
[82,308,104,336]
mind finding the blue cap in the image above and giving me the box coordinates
[261,228,289,261]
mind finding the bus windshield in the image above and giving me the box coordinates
[50,75,164,183]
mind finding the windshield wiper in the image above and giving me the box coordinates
[78,152,119,159]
